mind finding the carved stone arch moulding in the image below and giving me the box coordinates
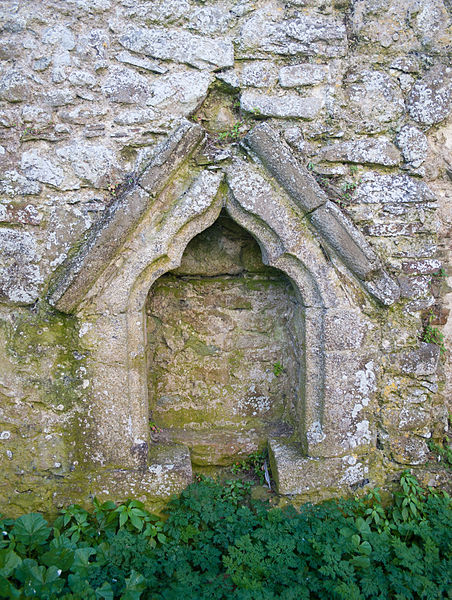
[48,121,400,500]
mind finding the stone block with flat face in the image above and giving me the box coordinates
[86,442,193,503]
[243,122,327,214]
[268,438,371,497]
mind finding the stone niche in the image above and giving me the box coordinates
[48,121,402,504]
[146,212,301,469]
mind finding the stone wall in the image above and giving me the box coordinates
[0,0,451,514]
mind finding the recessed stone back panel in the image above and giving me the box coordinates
[146,215,301,465]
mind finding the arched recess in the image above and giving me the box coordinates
[48,121,399,496]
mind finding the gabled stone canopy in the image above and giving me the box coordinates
[48,121,399,313]
[46,120,400,500]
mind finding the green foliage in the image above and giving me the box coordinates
[272,361,283,377]
[149,420,162,434]
[230,449,268,485]
[432,267,447,278]
[0,472,451,599]
[217,108,262,143]
[428,438,452,471]
[422,323,446,353]
[422,311,446,353]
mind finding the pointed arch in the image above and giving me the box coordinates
[46,121,398,492]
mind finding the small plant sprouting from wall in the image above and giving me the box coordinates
[192,85,263,145]
[428,412,452,470]
[230,449,270,486]
[306,163,360,211]
[422,310,446,354]
[272,361,284,377]
[217,108,262,144]
[105,173,136,201]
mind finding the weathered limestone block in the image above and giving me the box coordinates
[240,90,324,119]
[137,121,204,193]
[115,0,189,26]
[0,170,41,197]
[59,106,107,125]
[86,443,192,502]
[243,123,327,213]
[146,71,212,115]
[309,201,381,280]
[309,353,378,457]
[354,172,437,204]
[102,66,152,104]
[20,150,64,188]
[363,222,422,237]
[0,229,42,304]
[68,70,96,89]
[389,435,429,465]
[0,202,41,226]
[42,24,76,50]
[43,89,76,107]
[118,26,234,70]
[116,51,167,74]
[317,138,401,166]
[381,403,431,436]
[236,7,347,58]
[21,105,53,126]
[343,70,404,133]
[79,361,142,466]
[399,275,432,299]
[388,343,440,377]
[77,314,128,366]
[402,259,442,275]
[113,109,159,126]
[285,15,347,53]
[279,63,328,87]
[323,309,379,351]
[0,69,30,103]
[396,125,428,168]
[56,141,119,188]
[269,438,371,497]
[235,6,282,57]
[407,64,452,126]
[241,62,278,88]
[0,39,20,61]
[188,5,232,35]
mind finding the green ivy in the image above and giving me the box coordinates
[0,472,450,599]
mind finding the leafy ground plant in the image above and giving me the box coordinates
[0,471,450,599]
[230,449,268,485]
